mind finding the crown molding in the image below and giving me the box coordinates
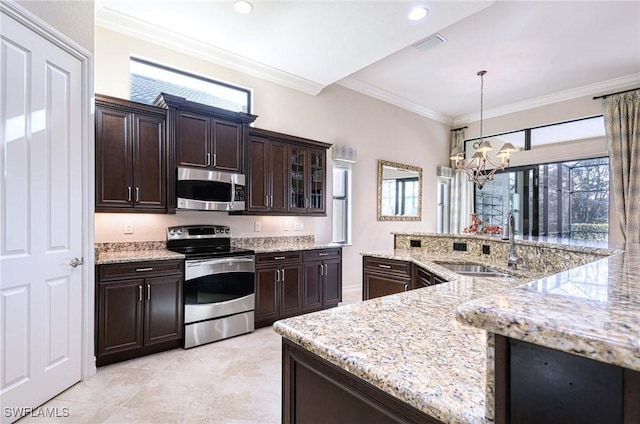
[337,77,454,125]
[95,7,324,96]
[453,73,640,126]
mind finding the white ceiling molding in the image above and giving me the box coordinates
[95,7,324,96]
[338,77,454,125]
[453,73,640,126]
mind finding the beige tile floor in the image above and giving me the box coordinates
[19,285,361,424]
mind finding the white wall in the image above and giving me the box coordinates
[94,27,451,287]
[16,0,94,52]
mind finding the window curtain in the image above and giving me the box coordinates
[449,129,474,233]
[603,90,640,243]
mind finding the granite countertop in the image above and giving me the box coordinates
[274,249,531,423]
[457,245,640,372]
[95,249,185,265]
[94,240,344,264]
[274,245,640,423]
[251,242,344,254]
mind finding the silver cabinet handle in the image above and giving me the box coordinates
[213,153,217,167]
[318,253,329,257]
[138,285,143,302]
[324,264,328,275]
[319,264,324,276]
[404,284,409,291]
[135,187,140,203]
[275,269,280,282]
[274,256,285,260]
[69,257,83,268]
[206,153,211,167]
[268,195,273,208]
[127,186,132,202]
[147,283,151,300]
[378,264,392,269]
[265,195,269,207]
[136,267,153,272]
[281,268,285,283]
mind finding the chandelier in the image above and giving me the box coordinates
[450,71,516,189]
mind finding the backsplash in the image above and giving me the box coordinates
[232,235,315,248]
[393,233,615,274]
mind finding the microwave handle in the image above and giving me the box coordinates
[231,179,236,203]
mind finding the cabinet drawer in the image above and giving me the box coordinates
[98,260,184,280]
[303,248,341,262]
[363,257,411,277]
[256,251,302,266]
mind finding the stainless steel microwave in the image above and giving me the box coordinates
[176,167,246,211]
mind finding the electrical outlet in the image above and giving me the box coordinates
[123,221,134,234]
[294,222,304,231]
[254,221,261,232]
[482,245,491,255]
[283,221,290,231]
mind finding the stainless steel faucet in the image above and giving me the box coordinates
[504,212,520,270]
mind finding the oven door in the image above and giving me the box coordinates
[184,256,255,324]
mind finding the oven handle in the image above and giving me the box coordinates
[186,257,255,267]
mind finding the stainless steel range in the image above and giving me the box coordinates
[166,225,255,348]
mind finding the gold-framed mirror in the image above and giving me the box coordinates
[377,160,423,221]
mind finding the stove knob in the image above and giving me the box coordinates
[225,229,230,234]
[215,229,221,234]
[169,229,175,236]
[176,229,183,235]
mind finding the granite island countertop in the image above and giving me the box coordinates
[457,244,640,372]
[274,244,639,423]
[274,249,534,423]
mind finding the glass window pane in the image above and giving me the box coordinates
[531,116,605,147]
[130,58,250,113]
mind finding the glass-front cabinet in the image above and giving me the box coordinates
[288,146,326,214]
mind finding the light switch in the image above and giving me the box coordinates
[283,221,290,231]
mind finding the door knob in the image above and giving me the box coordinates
[69,257,84,268]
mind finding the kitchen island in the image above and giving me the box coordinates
[273,235,640,423]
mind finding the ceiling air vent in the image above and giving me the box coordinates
[413,33,447,52]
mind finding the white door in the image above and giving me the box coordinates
[0,9,83,423]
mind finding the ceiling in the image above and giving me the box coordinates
[95,0,640,125]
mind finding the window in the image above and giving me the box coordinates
[332,166,351,244]
[129,57,251,113]
[436,177,451,233]
[474,158,609,242]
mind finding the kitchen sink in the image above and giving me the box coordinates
[435,262,510,278]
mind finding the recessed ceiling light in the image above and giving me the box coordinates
[408,6,428,21]
[234,0,253,14]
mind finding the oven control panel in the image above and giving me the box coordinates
[167,225,231,240]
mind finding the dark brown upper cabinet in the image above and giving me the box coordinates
[155,93,257,213]
[95,95,167,213]
[241,127,331,216]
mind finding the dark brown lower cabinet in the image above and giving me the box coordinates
[494,335,640,424]
[256,248,342,328]
[282,339,444,424]
[363,257,450,300]
[96,260,184,366]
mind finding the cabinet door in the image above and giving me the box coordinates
[255,267,279,324]
[133,113,166,210]
[323,258,342,307]
[247,136,269,211]
[280,264,303,317]
[212,119,242,172]
[308,148,326,213]
[97,279,144,357]
[363,272,409,300]
[95,106,133,209]
[269,141,289,213]
[288,146,308,212]
[176,111,210,168]
[144,274,183,347]
[303,262,323,312]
